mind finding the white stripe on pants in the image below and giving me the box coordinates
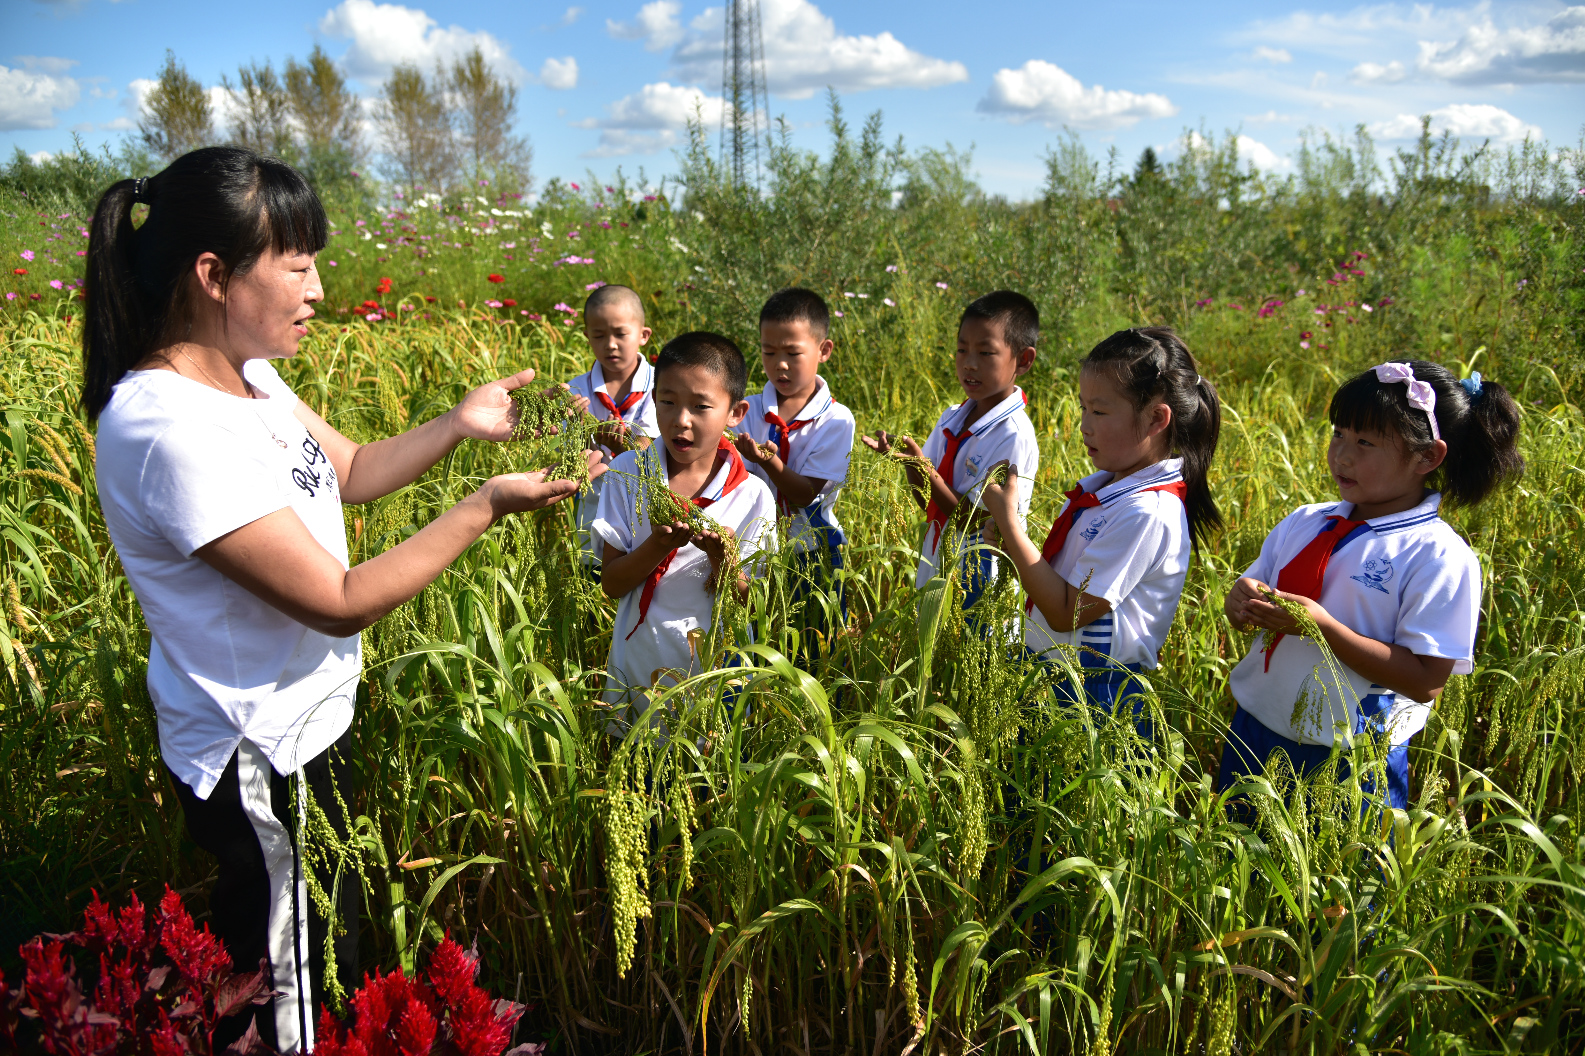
[236,741,316,1052]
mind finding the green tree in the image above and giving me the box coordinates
[375,63,452,192]
[283,45,366,179]
[223,60,292,157]
[447,46,533,194]
[139,50,214,162]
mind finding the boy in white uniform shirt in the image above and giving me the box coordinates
[567,284,659,565]
[981,328,1223,737]
[735,288,855,629]
[1221,360,1523,810]
[594,331,777,713]
[863,290,1040,609]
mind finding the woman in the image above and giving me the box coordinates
[84,146,591,1052]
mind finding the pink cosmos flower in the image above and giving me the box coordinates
[886,265,898,273]
[20,250,34,262]
[585,281,607,291]
[49,279,62,289]
[1299,340,1310,349]
[570,182,581,191]
[935,282,948,289]
[486,299,503,308]
[883,298,895,306]
[833,310,844,317]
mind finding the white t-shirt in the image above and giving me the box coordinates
[1024,458,1190,671]
[740,378,855,555]
[95,360,360,800]
[568,359,661,563]
[1229,492,1480,747]
[916,387,1040,592]
[592,445,777,708]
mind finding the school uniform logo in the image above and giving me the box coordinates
[964,454,982,478]
[1081,516,1106,542]
[1350,557,1394,594]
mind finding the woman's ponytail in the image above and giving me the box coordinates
[1328,361,1523,508]
[82,178,150,419]
[78,147,328,421]
[1083,327,1222,545]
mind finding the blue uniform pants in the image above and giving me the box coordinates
[1216,705,1410,812]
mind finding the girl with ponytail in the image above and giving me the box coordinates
[982,327,1221,736]
[1221,360,1523,812]
[87,148,593,1052]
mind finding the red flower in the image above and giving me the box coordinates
[424,296,437,303]
[502,298,517,307]
[352,305,368,315]
[376,277,393,295]
[487,274,505,284]
[12,268,24,275]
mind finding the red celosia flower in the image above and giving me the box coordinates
[487,274,505,283]
[159,887,232,989]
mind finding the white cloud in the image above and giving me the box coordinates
[577,81,726,156]
[1351,59,1408,83]
[29,149,53,163]
[318,0,525,84]
[1240,4,1479,55]
[1246,109,1293,123]
[14,55,79,75]
[1253,45,1292,64]
[0,63,80,130]
[1417,6,1585,84]
[977,60,1177,129]
[667,0,968,98]
[1369,102,1543,141]
[559,6,582,26]
[607,0,684,52]
[1235,133,1290,171]
[539,56,578,90]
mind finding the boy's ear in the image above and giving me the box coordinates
[818,338,834,361]
[639,325,653,345]
[1014,346,1037,376]
[726,398,750,428]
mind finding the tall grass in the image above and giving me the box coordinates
[2,116,1583,1052]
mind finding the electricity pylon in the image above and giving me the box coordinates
[720,0,767,188]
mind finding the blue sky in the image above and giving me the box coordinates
[2,0,1581,198]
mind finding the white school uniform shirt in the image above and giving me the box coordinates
[915,387,1040,590]
[568,358,660,561]
[1229,492,1480,748]
[593,445,778,707]
[95,360,360,800]
[740,378,855,555]
[1024,458,1190,671]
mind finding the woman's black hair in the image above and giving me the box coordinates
[1328,359,1523,507]
[1082,327,1222,546]
[82,146,328,419]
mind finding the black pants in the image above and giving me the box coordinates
[168,730,360,1053]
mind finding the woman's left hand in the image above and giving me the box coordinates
[450,367,541,443]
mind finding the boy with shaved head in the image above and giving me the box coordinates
[567,283,659,565]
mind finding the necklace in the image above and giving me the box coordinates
[177,347,246,399]
[174,348,288,449]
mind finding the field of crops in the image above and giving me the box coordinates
[3,120,1584,1053]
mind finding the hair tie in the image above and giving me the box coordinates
[1460,371,1484,403]
[1373,362,1440,442]
[132,177,149,203]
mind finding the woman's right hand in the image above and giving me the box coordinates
[482,452,606,519]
